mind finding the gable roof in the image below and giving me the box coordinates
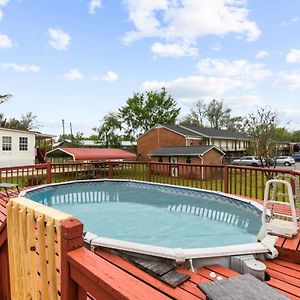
[179,125,250,140]
[137,124,250,141]
[151,145,224,156]
[46,147,136,161]
[162,125,200,138]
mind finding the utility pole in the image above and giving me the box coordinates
[70,122,73,141]
[62,119,65,140]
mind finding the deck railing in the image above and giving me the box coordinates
[1,161,299,200]
[1,160,300,299]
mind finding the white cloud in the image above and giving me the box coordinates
[226,95,266,109]
[197,58,271,81]
[291,17,299,23]
[63,69,84,80]
[274,69,300,90]
[0,63,41,72]
[123,0,260,56]
[256,50,268,59]
[88,0,102,14]
[142,57,271,102]
[0,0,9,5]
[48,28,71,51]
[151,42,198,57]
[286,48,300,64]
[143,75,246,101]
[0,0,9,21]
[102,71,118,82]
[0,34,12,48]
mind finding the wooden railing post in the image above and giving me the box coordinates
[46,161,52,184]
[108,161,113,179]
[147,162,151,182]
[224,165,229,194]
[60,218,84,300]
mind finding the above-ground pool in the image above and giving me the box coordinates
[22,180,273,261]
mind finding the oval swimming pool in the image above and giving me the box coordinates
[23,180,264,253]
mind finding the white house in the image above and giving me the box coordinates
[0,127,54,167]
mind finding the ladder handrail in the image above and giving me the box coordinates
[262,179,298,238]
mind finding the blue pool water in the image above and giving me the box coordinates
[24,181,262,249]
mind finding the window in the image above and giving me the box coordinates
[19,137,28,151]
[158,157,163,162]
[186,157,191,163]
[2,136,12,151]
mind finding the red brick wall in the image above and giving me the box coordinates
[150,149,223,179]
[137,127,186,161]
[203,149,223,165]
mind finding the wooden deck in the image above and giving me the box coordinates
[1,189,300,300]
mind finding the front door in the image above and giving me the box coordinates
[170,156,178,177]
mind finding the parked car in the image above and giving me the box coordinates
[292,152,300,162]
[273,156,295,166]
[232,156,265,167]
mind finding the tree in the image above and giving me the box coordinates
[244,107,279,165]
[206,99,231,129]
[0,112,39,130]
[57,132,84,146]
[119,87,180,140]
[180,100,207,127]
[94,112,122,147]
[225,116,245,132]
[0,94,12,104]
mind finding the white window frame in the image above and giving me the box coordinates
[19,137,28,151]
[2,136,12,151]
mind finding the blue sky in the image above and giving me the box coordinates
[1,0,300,137]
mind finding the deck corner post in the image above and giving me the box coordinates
[60,218,84,300]
[46,161,52,184]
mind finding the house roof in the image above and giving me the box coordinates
[162,125,200,138]
[151,145,224,156]
[0,127,36,135]
[180,125,250,140]
[46,147,136,161]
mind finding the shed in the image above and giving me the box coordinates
[46,147,136,162]
[150,145,224,178]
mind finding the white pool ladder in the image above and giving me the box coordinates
[262,175,299,238]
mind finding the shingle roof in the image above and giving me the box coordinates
[162,125,201,137]
[151,145,224,156]
[180,125,249,140]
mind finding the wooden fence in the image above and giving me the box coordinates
[1,161,300,299]
[1,161,299,200]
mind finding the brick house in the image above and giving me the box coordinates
[137,124,251,162]
[150,145,224,179]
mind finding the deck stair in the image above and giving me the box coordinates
[262,176,299,239]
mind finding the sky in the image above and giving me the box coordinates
[1,0,300,137]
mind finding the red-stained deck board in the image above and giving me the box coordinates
[264,260,300,279]
[267,277,300,299]
[177,280,206,299]
[203,265,240,278]
[267,268,300,289]
[273,258,300,272]
[96,249,203,300]
[282,231,300,251]
[68,247,172,300]
[275,236,286,248]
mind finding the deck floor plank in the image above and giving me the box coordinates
[96,249,202,300]
[204,265,239,278]
[283,231,300,251]
[267,277,300,298]
[273,259,300,272]
[264,260,300,279]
